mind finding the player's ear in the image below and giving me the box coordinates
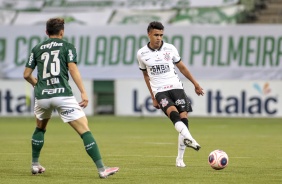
[60,30,64,37]
[45,30,49,36]
[147,31,151,38]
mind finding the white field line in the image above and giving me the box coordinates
[144,142,174,145]
[0,152,262,159]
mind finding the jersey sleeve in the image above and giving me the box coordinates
[171,45,181,64]
[25,49,36,69]
[66,44,77,64]
[137,51,146,71]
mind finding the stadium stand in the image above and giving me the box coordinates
[0,0,279,25]
[239,0,282,24]
[253,0,282,23]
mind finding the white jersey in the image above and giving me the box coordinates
[137,41,183,96]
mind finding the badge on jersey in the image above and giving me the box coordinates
[163,52,171,61]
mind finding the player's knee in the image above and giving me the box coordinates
[169,111,181,125]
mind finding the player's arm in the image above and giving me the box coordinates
[23,67,37,87]
[68,62,88,108]
[176,60,204,96]
[142,71,160,109]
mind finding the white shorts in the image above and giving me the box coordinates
[34,96,85,123]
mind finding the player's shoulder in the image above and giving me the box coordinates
[32,39,46,51]
[137,44,150,56]
[162,42,177,50]
[60,39,75,48]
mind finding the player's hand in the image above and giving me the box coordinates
[153,98,160,109]
[79,92,88,108]
[32,77,38,88]
[195,85,204,96]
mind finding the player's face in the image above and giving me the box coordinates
[148,29,163,49]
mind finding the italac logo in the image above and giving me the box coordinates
[207,82,278,115]
[253,82,271,95]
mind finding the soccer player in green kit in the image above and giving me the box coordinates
[23,18,119,179]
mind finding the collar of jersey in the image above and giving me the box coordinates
[147,41,163,51]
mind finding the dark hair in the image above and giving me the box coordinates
[46,18,64,36]
[147,21,164,33]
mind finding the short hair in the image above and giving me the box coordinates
[147,21,164,33]
[46,18,64,36]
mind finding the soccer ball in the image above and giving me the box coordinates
[208,149,229,170]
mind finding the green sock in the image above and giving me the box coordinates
[31,127,46,163]
[81,131,104,169]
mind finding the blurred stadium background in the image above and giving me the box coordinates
[0,0,281,118]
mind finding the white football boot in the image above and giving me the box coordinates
[98,166,119,179]
[183,138,201,151]
[31,164,45,175]
[176,158,186,168]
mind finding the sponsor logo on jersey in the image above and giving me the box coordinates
[160,98,169,108]
[149,64,170,75]
[162,85,173,90]
[61,108,74,116]
[163,47,172,51]
[141,51,149,55]
[28,53,34,65]
[42,88,65,95]
[40,42,63,49]
[68,49,74,61]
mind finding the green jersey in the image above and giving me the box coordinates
[26,38,77,99]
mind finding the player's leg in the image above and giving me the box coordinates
[156,91,193,144]
[162,105,191,142]
[176,132,186,167]
[68,116,119,178]
[175,111,188,167]
[172,89,200,151]
[166,106,199,149]
[58,97,104,169]
[31,118,48,174]
[68,116,104,168]
[32,118,49,162]
[58,96,119,178]
[31,99,53,175]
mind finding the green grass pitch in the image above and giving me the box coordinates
[0,116,281,184]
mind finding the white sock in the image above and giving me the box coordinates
[174,121,193,140]
[177,133,186,160]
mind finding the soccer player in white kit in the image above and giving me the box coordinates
[137,21,204,167]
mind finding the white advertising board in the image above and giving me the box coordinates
[1,25,281,80]
[115,80,282,118]
[0,80,93,116]
[0,10,16,25]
